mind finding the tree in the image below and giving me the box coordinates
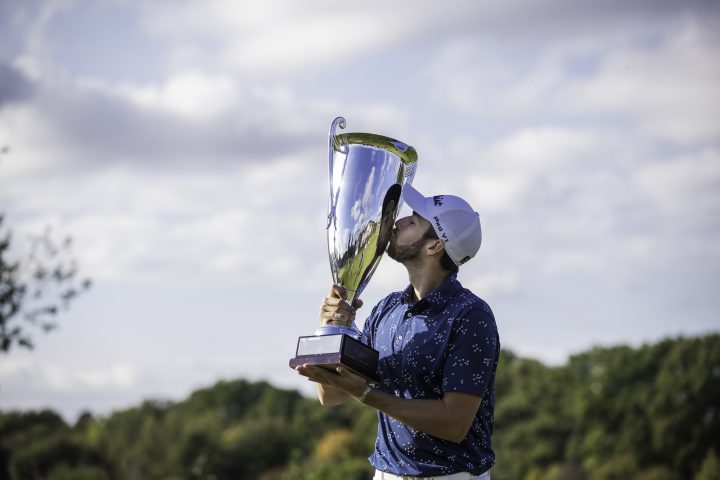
[1,145,91,352]
[0,214,91,352]
[9,434,113,480]
[0,410,70,480]
[695,449,720,480]
[1,338,717,479]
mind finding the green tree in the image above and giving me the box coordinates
[9,434,112,480]
[2,337,718,479]
[636,466,679,480]
[696,449,720,480]
[0,410,68,479]
[492,351,574,480]
[45,464,112,480]
[648,336,720,476]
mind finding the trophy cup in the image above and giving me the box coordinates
[289,116,417,383]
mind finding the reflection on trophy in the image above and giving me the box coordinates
[289,116,417,383]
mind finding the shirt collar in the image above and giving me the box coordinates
[400,273,461,313]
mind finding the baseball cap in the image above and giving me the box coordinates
[402,183,482,266]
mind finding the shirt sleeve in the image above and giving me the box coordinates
[442,305,499,397]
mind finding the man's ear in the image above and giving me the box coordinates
[425,239,445,257]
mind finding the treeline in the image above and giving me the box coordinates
[1,334,719,480]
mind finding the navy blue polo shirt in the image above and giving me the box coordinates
[361,273,499,477]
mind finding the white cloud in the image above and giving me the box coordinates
[560,24,720,144]
[635,148,720,226]
[437,122,719,294]
[426,13,720,146]
[138,1,402,74]
[136,0,525,75]
[122,70,239,119]
[0,358,136,391]
[2,157,329,287]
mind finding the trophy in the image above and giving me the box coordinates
[289,116,417,383]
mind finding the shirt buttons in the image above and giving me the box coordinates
[405,312,412,318]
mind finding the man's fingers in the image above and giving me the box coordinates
[319,285,358,325]
[352,299,364,310]
[320,306,355,321]
[319,297,357,325]
[328,283,347,300]
[297,364,339,384]
[323,297,354,309]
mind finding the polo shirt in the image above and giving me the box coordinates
[362,273,499,477]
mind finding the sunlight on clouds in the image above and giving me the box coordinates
[2,156,329,289]
[464,174,529,213]
[123,70,238,119]
[141,1,403,74]
[137,0,515,75]
[482,127,612,174]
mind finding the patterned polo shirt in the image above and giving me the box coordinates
[361,273,499,477]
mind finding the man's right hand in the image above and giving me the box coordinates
[318,284,364,327]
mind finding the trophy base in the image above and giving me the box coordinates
[289,333,380,384]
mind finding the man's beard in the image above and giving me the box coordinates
[387,236,427,263]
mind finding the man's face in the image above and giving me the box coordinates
[387,212,434,263]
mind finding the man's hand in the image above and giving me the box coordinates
[319,284,364,327]
[296,364,368,401]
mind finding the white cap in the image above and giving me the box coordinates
[402,184,482,266]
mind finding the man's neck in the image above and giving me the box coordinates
[405,262,451,302]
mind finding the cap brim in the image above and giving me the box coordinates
[402,183,430,220]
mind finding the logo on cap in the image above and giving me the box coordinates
[459,256,472,265]
[433,216,449,242]
[433,196,444,206]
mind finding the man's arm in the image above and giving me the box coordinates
[316,381,350,406]
[364,388,481,443]
[296,365,481,443]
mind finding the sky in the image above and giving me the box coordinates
[0,0,718,422]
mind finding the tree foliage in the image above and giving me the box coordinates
[0,335,718,479]
[0,215,91,353]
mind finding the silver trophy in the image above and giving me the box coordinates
[289,116,417,382]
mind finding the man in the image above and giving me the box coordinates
[296,184,499,480]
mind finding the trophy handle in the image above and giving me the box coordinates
[327,117,348,228]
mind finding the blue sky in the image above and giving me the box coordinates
[1,0,718,421]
